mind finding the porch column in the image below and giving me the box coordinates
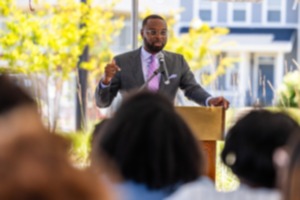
[239,52,249,107]
[275,52,284,89]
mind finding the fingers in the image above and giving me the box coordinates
[224,99,230,109]
[103,60,121,84]
[111,59,121,71]
[209,97,230,110]
[105,60,120,76]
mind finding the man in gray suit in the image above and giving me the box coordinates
[95,14,229,109]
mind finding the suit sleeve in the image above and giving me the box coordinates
[179,55,211,105]
[95,58,121,108]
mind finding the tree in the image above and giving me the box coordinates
[0,0,124,131]
[277,67,300,108]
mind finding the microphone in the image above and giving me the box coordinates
[139,68,161,91]
[156,52,170,85]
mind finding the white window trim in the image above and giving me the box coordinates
[281,0,286,25]
[212,2,217,24]
[193,0,199,20]
[247,3,252,25]
[228,2,233,26]
[262,0,267,25]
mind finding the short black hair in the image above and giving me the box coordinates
[0,75,36,114]
[96,91,203,189]
[221,110,299,188]
[142,14,165,28]
[91,119,111,147]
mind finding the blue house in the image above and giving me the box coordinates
[179,0,299,107]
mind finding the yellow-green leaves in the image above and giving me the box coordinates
[0,0,124,80]
[277,70,300,107]
[164,17,236,86]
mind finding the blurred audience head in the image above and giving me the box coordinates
[0,74,36,114]
[93,91,204,189]
[91,119,111,147]
[0,74,43,135]
[221,109,299,188]
[0,131,112,200]
[90,119,116,177]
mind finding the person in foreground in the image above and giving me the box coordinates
[220,110,299,200]
[278,132,300,200]
[92,91,215,200]
[0,131,112,200]
[95,14,229,109]
[0,74,45,136]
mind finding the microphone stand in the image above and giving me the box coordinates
[139,68,161,91]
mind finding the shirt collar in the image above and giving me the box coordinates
[141,47,161,62]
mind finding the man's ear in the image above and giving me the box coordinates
[140,29,144,38]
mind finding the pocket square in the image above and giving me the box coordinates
[169,74,177,79]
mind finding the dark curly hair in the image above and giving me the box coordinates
[95,91,204,189]
[221,109,299,188]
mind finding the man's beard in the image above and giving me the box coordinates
[144,39,166,53]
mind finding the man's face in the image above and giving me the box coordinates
[141,18,168,54]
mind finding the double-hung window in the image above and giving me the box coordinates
[199,0,213,22]
[232,2,247,22]
[267,0,281,23]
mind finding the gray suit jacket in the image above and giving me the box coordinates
[95,48,211,107]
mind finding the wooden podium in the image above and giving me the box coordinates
[176,106,225,181]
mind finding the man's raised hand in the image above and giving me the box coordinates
[102,60,121,85]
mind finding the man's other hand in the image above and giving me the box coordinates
[208,96,230,110]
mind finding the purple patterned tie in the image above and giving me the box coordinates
[147,55,159,91]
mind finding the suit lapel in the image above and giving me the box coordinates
[129,48,145,86]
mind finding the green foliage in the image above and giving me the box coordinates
[165,22,239,86]
[216,141,239,191]
[60,131,92,167]
[277,70,300,108]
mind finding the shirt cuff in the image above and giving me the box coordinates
[99,79,111,89]
[205,96,213,106]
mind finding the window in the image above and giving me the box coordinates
[199,10,212,21]
[199,0,212,22]
[233,10,246,22]
[267,0,281,23]
[232,2,247,22]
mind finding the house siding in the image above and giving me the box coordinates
[286,0,298,24]
[217,2,227,23]
[180,0,193,22]
[252,3,262,23]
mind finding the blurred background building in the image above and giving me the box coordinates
[179,0,299,107]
